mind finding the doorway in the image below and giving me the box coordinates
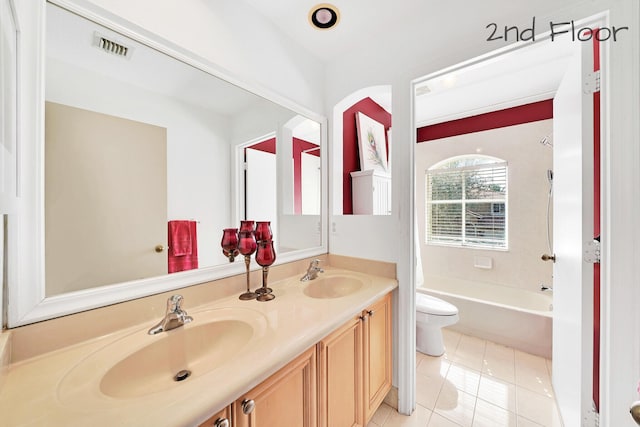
[411,16,604,426]
[237,133,278,241]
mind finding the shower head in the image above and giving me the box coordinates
[547,169,553,182]
[540,135,553,147]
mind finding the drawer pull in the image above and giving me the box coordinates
[242,399,255,415]
[214,418,229,427]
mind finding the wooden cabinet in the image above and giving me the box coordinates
[317,293,393,427]
[233,346,317,427]
[199,406,232,427]
[350,170,391,215]
[317,317,364,427]
[201,293,392,427]
[363,293,393,423]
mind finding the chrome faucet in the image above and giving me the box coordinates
[300,259,324,281]
[148,295,194,335]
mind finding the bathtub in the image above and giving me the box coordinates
[417,276,553,358]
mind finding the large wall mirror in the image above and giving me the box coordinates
[8,1,327,327]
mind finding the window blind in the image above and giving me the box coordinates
[426,161,507,249]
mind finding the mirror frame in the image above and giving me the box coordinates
[8,0,328,327]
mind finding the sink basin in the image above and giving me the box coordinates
[101,318,252,398]
[303,275,364,299]
[57,308,267,402]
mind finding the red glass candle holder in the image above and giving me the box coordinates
[221,228,239,262]
[240,220,255,233]
[237,229,258,300]
[255,239,276,301]
[255,221,273,242]
[238,231,257,256]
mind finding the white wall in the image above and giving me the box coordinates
[416,120,554,292]
[46,58,232,267]
[324,1,639,424]
[230,102,296,146]
[229,102,295,236]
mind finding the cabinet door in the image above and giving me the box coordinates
[363,293,393,423]
[234,346,317,427]
[199,405,232,427]
[318,317,363,427]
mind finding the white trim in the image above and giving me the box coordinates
[233,131,277,226]
[599,2,639,426]
[397,82,416,416]
[10,0,47,328]
[1,0,20,328]
[9,0,328,327]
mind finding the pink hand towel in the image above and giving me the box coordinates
[168,220,198,273]
[169,220,192,256]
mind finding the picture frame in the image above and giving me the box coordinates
[355,111,388,173]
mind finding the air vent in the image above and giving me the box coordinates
[415,85,431,96]
[93,32,133,59]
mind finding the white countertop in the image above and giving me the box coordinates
[0,268,397,426]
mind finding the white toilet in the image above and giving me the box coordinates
[416,293,459,356]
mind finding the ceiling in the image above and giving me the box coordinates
[46,3,278,117]
[240,0,577,125]
[413,36,575,126]
[240,0,431,62]
[50,1,578,128]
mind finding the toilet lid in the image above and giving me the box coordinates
[416,293,458,316]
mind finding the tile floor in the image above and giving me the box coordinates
[368,329,563,427]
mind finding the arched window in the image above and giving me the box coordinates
[425,155,507,249]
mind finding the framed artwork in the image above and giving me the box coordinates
[355,111,388,173]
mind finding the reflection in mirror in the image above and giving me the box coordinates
[290,117,321,216]
[239,115,321,254]
[333,88,392,215]
[42,3,323,298]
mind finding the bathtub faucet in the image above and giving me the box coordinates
[540,284,553,292]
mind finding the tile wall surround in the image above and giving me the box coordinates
[1,254,396,363]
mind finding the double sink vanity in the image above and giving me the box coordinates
[2,3,398,425]
[0,256,397,426]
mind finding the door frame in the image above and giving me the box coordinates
[232,132,277,226]
[409,12,609,424]
[0,0,19,328]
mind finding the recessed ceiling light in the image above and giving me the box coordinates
[309,4,340,30]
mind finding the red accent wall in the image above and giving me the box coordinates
[416,99,553,142]
[343,97,392,214]
[590,29,601,413]
[247,137,276,154]
[247,137,319,215]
